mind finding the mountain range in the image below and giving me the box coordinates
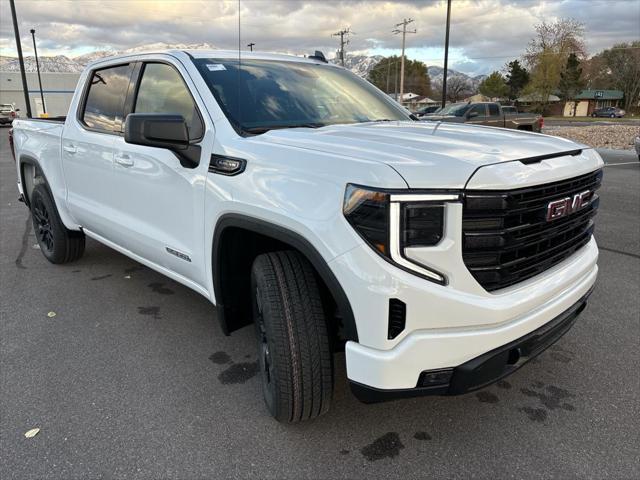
[1,42,485,91]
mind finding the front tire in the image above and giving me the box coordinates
[30,184,85,263]
[251,251,333,423]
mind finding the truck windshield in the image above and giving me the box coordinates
[192,58,410,134]
[437,103,471,116]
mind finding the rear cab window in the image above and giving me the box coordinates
[488,104,500,116]
[81,64,132,133]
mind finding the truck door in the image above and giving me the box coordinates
[63,63,133,237]
[465,104,488,125]
[110,60,213,287]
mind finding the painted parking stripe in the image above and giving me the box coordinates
[604,162,639,166]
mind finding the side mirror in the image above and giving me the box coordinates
[125,113,189,149]
[124,113,200,168]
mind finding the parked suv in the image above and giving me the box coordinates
[11,50,602,422]
[592,106,625,118]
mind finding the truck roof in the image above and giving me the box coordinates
[86,49,336,69]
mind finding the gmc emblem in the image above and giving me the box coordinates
[546,190,592,221]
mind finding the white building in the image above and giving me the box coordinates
[0,72,80,117]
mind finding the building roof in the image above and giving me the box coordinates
[574,89,624,100]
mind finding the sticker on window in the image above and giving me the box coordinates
[206,64,227,71]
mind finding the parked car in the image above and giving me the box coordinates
[591,106,625,118]
[414,105,440,117]
[422,102,543,131]
[0,103,19,125]
[11,49,602,423]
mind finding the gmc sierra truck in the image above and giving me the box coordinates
[423,101,543,131]
[11,50,602,423]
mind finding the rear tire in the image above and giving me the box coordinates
[251,250,333,423]
[30,184,85,264]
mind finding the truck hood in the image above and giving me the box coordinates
[420,115,464,123]
[253,121,584,188]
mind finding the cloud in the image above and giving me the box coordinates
[0,0,637,75]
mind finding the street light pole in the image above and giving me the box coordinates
[30,28,46,115]
[441,0,452,108]
[9,0,32,118]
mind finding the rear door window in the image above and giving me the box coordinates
[82,64,131,132]
[468,104,486,117]
[133,63,204,140]
[488,104,500,116]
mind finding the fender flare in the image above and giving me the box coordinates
[212,214,359,342]
[18,155,50,208]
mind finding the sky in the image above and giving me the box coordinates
[0,0,638,75]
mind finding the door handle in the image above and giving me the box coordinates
[115,154,134,167]
[63,144,77,154]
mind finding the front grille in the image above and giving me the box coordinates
[462,170,602,291]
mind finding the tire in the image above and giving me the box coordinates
[610,114,615,118]
[591,113,597,117]
[30,183,85,263]
[251,250,333,423]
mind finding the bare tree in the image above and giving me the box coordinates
[524,18,586,112]
[585,42,640,112]
[446,77,472,102]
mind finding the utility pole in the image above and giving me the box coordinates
[441,0,452,108]
[332,27,351,67]
[30,29,46,115]
[393,18,416,106]
[247,42,255,52]
[9,0,32,118]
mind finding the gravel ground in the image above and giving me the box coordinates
[543,125,638,150]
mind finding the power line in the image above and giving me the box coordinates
[392,18,416,103]
[332,27,352,67]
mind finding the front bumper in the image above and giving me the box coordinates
[334,234,598,391]
[350,286,592,402]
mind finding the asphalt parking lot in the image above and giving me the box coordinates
[1,130,638,479]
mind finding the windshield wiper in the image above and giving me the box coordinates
[243,123,326,134]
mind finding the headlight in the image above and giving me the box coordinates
[343,184,459,284]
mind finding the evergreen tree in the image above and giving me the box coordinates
[559,53,584,100]
[368,56,432,97]
[479,71,509,99]
[505,60,529,100]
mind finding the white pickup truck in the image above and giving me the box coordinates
[11,49,603,423]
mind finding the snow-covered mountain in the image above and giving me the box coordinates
[427,66,486,91]
[329,54,384,77]
[0,54,84,73]
[0,42,217,73]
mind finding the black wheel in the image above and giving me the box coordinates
[591,113,596,117]
[610,113,615,118]
[30,183,85,264]
[251,250,333,423]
